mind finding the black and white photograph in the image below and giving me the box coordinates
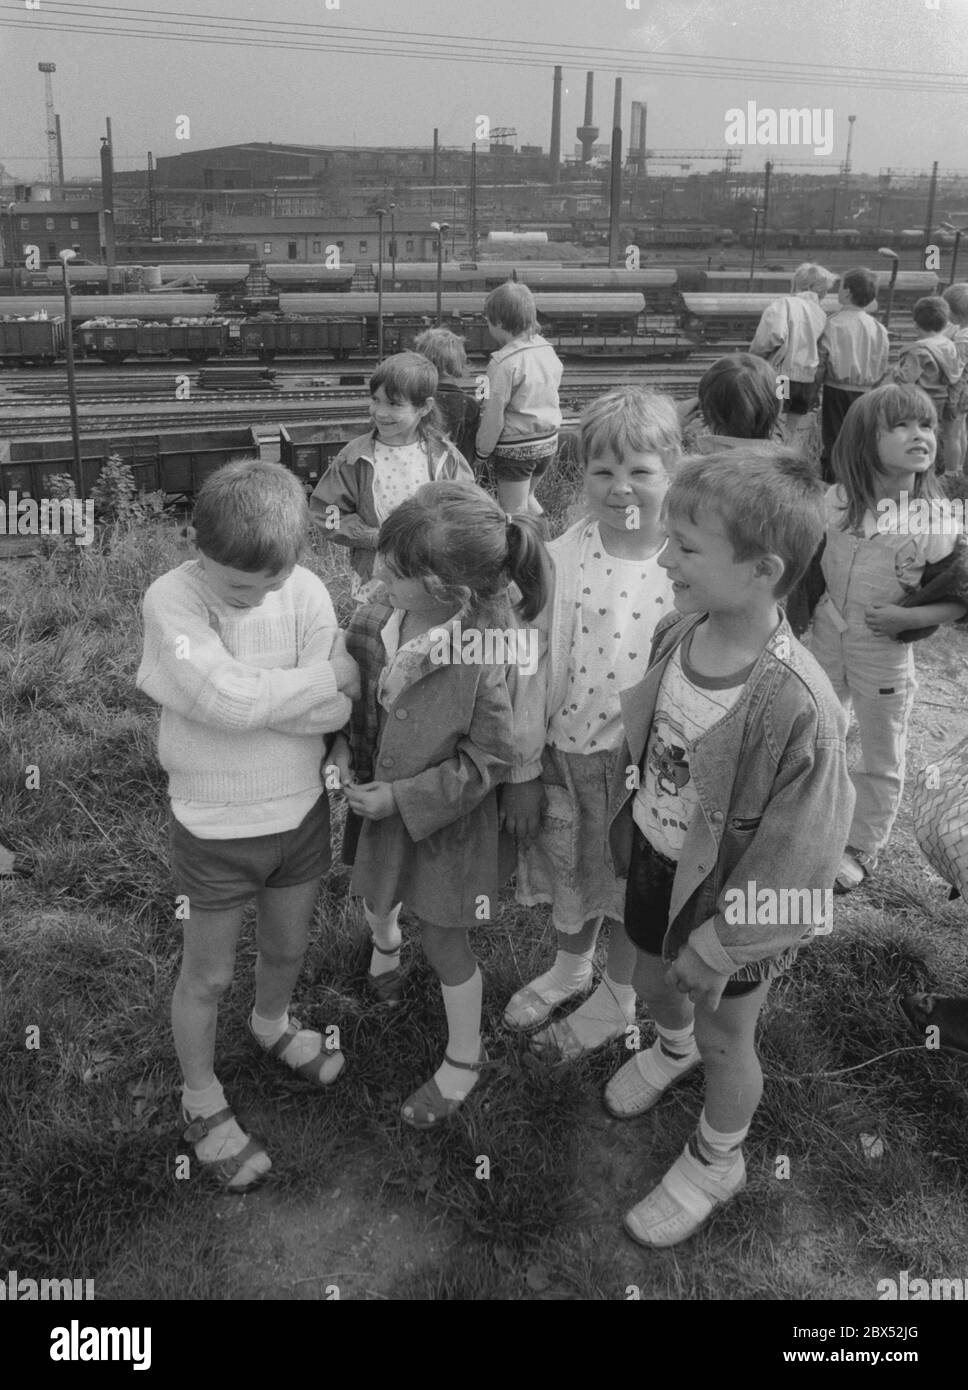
[2,0,967,1338]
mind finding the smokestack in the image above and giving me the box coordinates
[608,78,623,268]
[577,71,599,163]
[549,65,562,185]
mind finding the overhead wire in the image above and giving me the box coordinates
[1,3,967,92]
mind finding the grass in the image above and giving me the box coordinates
[2,466,968,1302]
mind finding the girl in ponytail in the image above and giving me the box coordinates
[326,480,548,1127]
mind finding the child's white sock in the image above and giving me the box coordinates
[689,1109,748,1176]
[552,974,636,1048]
[181,1078,271,1179]
[533,948,595,1000]
[250,1008,324,1069]
[434,968,483,1102]
[634,1021,699,1089]
[365,902,402,978]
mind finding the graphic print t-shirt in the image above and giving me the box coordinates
[633,632,753,859]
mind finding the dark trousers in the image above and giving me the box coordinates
[821,384,863,483]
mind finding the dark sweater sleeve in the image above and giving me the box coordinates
[896,535,968,642]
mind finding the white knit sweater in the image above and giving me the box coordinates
[137,561,353,823]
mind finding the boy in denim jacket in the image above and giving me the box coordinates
[605,448,854,1247]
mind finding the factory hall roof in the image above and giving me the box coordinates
[9,201,103,215]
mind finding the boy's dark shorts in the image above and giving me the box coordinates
[623,824,761,998]
[786,380,820,414]
[490,441,558,483]
[170,794,331,913]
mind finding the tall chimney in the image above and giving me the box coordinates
[607,78,623,267]
[577,72,599,163]
[549,65,562,185]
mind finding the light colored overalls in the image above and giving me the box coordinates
[809,490,941,859]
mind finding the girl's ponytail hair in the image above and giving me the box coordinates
[505,513,550,621]
[376,481,550,626]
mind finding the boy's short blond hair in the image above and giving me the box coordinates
[580,386,681,466]
[192,459,307,573]
[413,327,468,378]
[791,262,831,295]
[483,281,538,336]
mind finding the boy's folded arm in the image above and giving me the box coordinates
[689,727,855,973]
[390,669,516,840]
[137,589,343,731]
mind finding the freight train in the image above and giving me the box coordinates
[0,263,940,368]
[0,292,694,366]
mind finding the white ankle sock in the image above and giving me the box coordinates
[636,1022,698,1088]
[182,1079,254,1165]
[691,1109,748,1174]
[544,948,595,994]
[365,902,402,978]
[250,1007,288,1043]
[250,1008,329,1068]
[434,968,483,1101]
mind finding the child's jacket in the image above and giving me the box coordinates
[608,611,854,979]
[749,291,828,383]
[789,489,968,644]
[309,431,473,581]
[475,335,563,457]
[894,333,963,409]
[343,601,516,925]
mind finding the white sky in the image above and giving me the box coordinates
[1,0,967,181]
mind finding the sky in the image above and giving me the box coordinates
[1,0,967,183]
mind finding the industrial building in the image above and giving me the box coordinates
[206,214,447,262]
[1,200,103,266]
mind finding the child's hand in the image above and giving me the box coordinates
[344,780,396,821]
[324,734,356,789]
[864,601,910,636]
[499,780,545,849]
[665,945,730,1011]
[331,651,362,700]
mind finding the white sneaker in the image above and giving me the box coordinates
[603,1046,701,1119]
[624,1144,746,1248]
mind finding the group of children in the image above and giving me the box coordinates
[136,276,968,1252]
[749,263,968,478]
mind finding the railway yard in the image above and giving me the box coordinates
[0,250,931,531]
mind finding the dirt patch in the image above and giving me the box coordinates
[220,1165,455,1301]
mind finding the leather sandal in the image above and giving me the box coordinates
[366,940,404,1006]
[181,1106,270,1190]
[250,1016,345,1086]
[400,1050,488,1130]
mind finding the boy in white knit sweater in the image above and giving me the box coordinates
[137,460,360,1190]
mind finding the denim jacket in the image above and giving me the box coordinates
[608,610,855,977]
[309,431,473,582]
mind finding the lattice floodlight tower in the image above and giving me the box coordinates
[38,62,58,191]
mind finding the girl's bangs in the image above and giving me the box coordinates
[877,384,937,430]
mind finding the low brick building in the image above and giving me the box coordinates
[2,201,103,266]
